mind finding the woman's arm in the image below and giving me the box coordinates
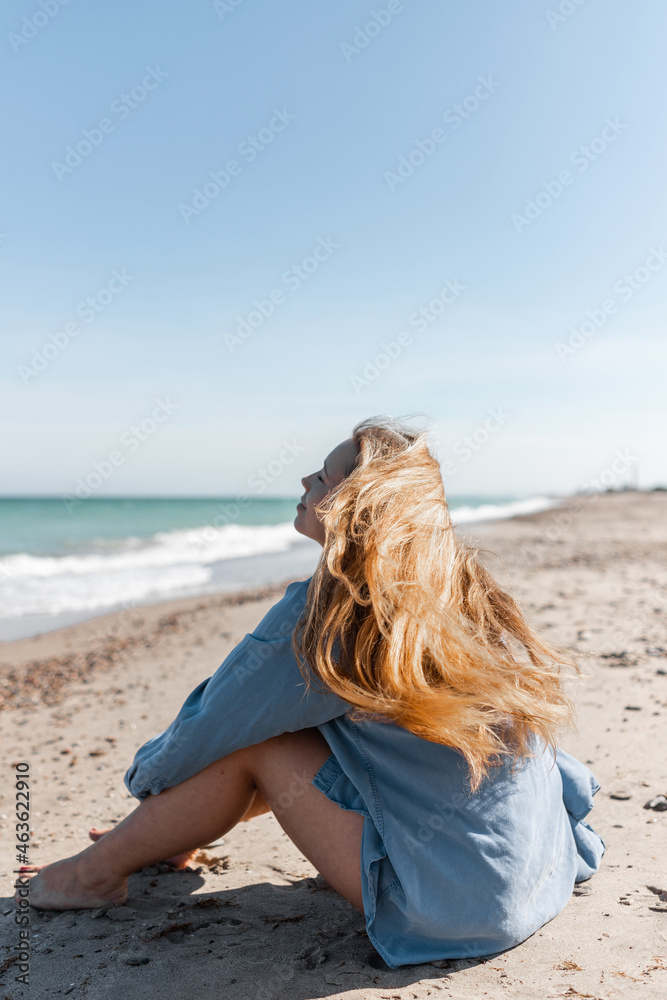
[124,580,349,799]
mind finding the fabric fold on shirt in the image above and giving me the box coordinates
[555,747,606,881]
[124,579,349,799]
[123,576,606,968]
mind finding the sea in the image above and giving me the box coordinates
[0,495,558,641]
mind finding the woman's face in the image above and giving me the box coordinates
[294,437,358,545]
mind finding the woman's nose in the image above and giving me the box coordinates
[301,476,309,490]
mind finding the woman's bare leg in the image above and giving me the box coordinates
[86,830,194,870]
[20,729,364,912]
[86,790,272,868]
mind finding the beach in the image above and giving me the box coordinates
[1,490,666,999]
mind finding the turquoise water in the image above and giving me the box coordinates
[0,497,302,557]
[0,495,539,558]
[0,494,557,636]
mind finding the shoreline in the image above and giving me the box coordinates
[2,490,666,999]
[0,492,564,643]
[0,494,573,704]
[0,489,659,710]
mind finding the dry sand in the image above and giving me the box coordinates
[1,491,666,999]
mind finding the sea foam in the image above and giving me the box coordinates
[0,497,558,619]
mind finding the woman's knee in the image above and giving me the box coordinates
[243,729,332,806]
[246,728,330,766]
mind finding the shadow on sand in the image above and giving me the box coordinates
[2,866,495,999]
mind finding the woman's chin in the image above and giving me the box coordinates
[294,509,317,542]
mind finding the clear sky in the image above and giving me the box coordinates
[1,0,665,497]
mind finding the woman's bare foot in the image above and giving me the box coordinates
[17,853,128,911]
[88,828,196,869]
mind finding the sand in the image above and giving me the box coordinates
[1,491,666,999]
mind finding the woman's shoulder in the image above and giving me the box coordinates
[249,577,312,643]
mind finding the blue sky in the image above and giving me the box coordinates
[1,0,665,497]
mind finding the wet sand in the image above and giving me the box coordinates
[1,491,666,999]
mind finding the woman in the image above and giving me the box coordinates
[21,418,604,969]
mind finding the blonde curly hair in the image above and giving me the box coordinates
[293,417,576,790]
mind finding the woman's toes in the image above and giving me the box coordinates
[15,865,48,905]
[164,850,198,869]
[88,828,110,842]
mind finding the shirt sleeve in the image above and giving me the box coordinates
[123,579,349,799]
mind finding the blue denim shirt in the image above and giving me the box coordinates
[125,579,605,968]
